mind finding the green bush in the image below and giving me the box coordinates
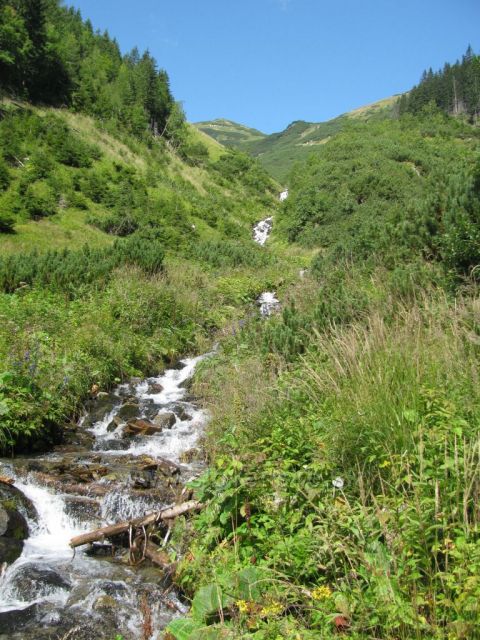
[0,234,164,294]
[0,158,10,191]
[24,180,58,219]
[0,211,15,233]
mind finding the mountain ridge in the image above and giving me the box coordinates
[195,94,401,181]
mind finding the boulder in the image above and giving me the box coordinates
[171,404,193,422]
[10,565,71,600]
[116,402,140,422]
[123,419,162,437]
[106,416,123,432]
[148,382,164,394]
[95,439,131,452]
[0,483,33,565]
[0,604,39,635]
[152,412,176,429]
[83,393,118,426]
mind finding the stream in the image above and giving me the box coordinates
[0,355,208,639]
[0,213,280,639]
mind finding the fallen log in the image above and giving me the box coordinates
[144,542,173,570]
[70,500,202,548]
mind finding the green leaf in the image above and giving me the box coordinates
[166,618,203,640]
[191,584,231,623]
[235,567,264,601]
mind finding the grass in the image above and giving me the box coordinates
[174,277,480,639]
[0,209,113,255]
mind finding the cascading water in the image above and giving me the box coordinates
[0,354,210,640]
[252,216,273,246]
[253,210,281,316]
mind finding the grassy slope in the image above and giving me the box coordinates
[194,118,267,148]
[0,102,257,254]
[0,101,306,451]
[195,95,400,182]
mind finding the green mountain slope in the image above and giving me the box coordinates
[195,118,267,148]
[195,95,399,181]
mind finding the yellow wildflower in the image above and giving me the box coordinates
[236,599,249,614]
[311,585,333,601]
[260,601,283,617]
[379,459,391,469]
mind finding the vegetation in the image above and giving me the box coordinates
[2,9,480,638]
[168,91,480,639]
[196,97,398,182]
[399,46,480,120]
[0,0,283,455]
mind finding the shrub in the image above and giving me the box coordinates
[24,180,58,219]
[0,158,10,191]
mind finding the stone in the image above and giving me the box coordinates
[152,412,176,429]
[0,604,39,634]
[180,448,201,464]
[148,382,164,394]
[93,595,117,610]
[124,419,162,437]
[116,402,140,422]
[106,416,123,432]
[10,565,71,600]
[0,483,37,522]
[95,439,131,452]
[171,404,192,422]
[83,393,118,426]
[0,537,24,564]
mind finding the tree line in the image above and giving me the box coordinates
[0,0,181,139]
[399,46,480,120]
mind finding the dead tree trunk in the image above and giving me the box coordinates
[69,500,202,548]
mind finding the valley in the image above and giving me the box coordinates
[1,2,480,639]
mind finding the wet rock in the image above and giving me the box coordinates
[95,439,131,452]
[85,542,114,557]
[171,360,187,370]
[130,469,155,489]
[93,595,117,610]
[11,565,71,600]
[106,416,123,432]
[139,456,181,477]
[0,537,24,564]
[0,483,32,565]
[124,419,162,437]
[0,482,37,522]
[153,412,176,429]
[116,402,140,422]
[141,398,160,420]
[171,404,193,422]
[0,604,39,634]
[148,382,164,394]
[64,496,100,521]
[96,580,128,597]
[178,377,192,390]
[83,393,118,426]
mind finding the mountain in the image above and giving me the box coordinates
[194,118,267,148]
[195,95,400,181]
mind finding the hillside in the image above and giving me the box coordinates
[194,118,267,148]
[195,95,399,181]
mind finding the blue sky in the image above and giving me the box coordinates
[69,0,480,134]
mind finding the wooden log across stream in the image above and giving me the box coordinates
[69,500,202,548]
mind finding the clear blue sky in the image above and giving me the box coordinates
[68,0,480,134]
